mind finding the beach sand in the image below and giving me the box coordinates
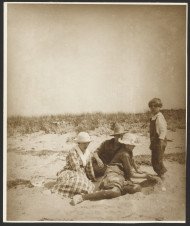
[6,129,186,222]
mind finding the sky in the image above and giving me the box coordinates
[6,3,187,116]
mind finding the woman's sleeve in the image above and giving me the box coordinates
[94,141,105,156]
[85,158,96,181]
[67,150,82,171]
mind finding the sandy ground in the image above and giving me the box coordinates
[6,129,186,222]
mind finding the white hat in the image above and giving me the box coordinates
[118,138,140,146]
[74,132,92,143]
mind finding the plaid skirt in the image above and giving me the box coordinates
[53,170,95,198]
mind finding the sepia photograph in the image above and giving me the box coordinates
[4,2,187,222]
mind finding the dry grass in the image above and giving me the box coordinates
[7,109,185,137]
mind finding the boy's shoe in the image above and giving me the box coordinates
[161,186,166,192]
[159,172,167,180]
[42,189,52,195]
[160,175,165,181]
[70,194,83,206]
[156,175,166,191]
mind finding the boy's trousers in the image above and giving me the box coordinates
[150,139,167,176]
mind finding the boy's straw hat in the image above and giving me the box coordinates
[74,132,92,143]
[110,124,127,136]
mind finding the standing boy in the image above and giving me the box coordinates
[148,98,167,181]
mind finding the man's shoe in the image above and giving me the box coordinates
[70,194,83,206]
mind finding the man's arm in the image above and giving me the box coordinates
[131,172,148,179]
[131,159,139,172]
[120,153,147,179]
[131,159,145,174]
[92,142,106,167]
[120,152,133,179]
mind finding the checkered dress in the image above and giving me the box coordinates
[53,148,95,198]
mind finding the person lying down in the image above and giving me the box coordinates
[70,136,150,206]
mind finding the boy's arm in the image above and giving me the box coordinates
[156,114,167,140]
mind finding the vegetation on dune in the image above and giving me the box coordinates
[7,109,186,137]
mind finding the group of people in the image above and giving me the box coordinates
[52,98,168,205]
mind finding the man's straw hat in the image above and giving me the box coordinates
[110,124,127,136]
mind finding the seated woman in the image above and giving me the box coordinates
[71,135,149,205]
[52,132,96,198]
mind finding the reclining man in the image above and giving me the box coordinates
[71,135,149,205]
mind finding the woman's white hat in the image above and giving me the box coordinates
[74,132,92,143]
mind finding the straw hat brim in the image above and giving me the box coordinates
[118,138,140,146]
[110,131,127,136]
[74,138,92,143]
